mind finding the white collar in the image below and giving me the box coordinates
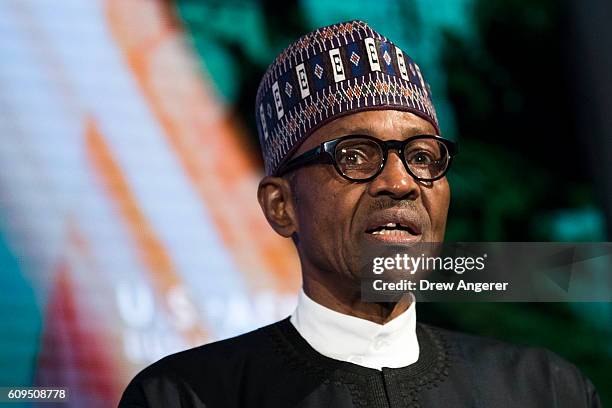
[290,289,419,370]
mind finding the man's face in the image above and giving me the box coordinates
[289,110,451,282]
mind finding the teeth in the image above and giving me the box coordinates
[368,222,415,235]
[371,229,411,236]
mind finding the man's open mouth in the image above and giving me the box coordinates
[365,222,422,242]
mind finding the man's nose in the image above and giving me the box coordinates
[367,151,420,199]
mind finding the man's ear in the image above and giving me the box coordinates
[257,175,298,238]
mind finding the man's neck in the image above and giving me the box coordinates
[302,276,411,324]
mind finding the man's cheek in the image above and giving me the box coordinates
[431,181,450,217]
[433,202,450,240]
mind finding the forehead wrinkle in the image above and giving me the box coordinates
[338,111,433,138]
[331,123,432,139]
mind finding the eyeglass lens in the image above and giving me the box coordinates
[334,137,450,181]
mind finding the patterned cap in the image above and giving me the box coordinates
[255,20,439,176]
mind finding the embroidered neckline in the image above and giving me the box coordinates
[269,317,451,384]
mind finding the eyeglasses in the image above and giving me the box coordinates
[276,135,458,182]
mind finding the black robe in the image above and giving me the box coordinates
[119,317,601,407]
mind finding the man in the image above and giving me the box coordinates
[119,20,600,407]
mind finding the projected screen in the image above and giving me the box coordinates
[0,1,299,406]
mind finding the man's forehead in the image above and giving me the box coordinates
[297,110,436,153]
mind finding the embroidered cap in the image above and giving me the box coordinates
[255,20,439,176]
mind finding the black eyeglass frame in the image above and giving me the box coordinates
[276,134,458,182]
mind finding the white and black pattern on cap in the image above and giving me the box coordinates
[255,20,439,176]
